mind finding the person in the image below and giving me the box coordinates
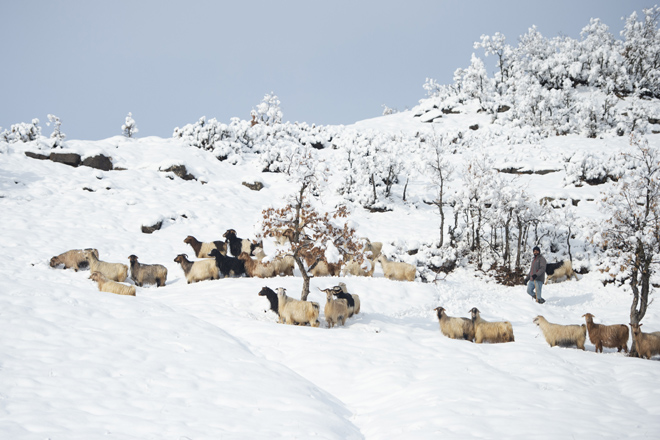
[527,246,547,304]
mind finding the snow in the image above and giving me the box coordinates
[1,109,660,439]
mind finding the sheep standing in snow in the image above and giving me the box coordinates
[183,235,226,258]
[83,249,128,282]
[303,254,342,277]
[50,248,97,271]
[630,323,660,360]
[276,287,320,327]
[173,254,220,284]
[341,238,381,277]
[89,271,136,296]
[545,260,579,284]
[533,315,585,350]
[258,286,279,317]
[238,252,277,278]
[332,282,360,317]
[378,254,416,282]
[128,255,168,287]
[434,307,475,341]
[209,248,245,277]
[252,248,295,276]
[469,307,515,344]
[224,229,260,258]
[582,313,628,353]
[321,288,348,328]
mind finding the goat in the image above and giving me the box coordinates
[223,229,260,258]
[183,235,226,258]
[335,282,360,316]
[253,248,295,276]
[582,313,628,353]
[173,254,219,284]
[434,307,475,341]
[533,315,585,350]
[238,252,277,278]
[50,248,97,271]
[83,249,128,282]
[322,288,348,328]
[276,287,320,327]
[545,260,578,284]
[89,271,136,296]
[378,254,416,282]
[302,254,341,277]
[258,286,279,317]
[469,307,514,343]
[128,255,167,287]
[208,248,245,277]
[630,323,660,360]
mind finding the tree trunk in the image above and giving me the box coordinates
[294,255,311,301]
[628,241,652,357]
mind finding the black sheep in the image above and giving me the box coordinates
[258,286,279,316]
[209,248,246,277]
[223,228,259,258]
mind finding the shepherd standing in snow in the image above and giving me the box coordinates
[526,246,547,304]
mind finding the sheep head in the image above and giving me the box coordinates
[258,286,274,297]
[469,307,480,319]
[89,271,105,282]
[276,287,287,296]
[183,235,196,244]
[533,315,543,326]
[128,255,139,264]
[237,252,250,261]
[173,254,188,264]
[630,323,642,337]
[223,229,237,239]
[582,313,595,322]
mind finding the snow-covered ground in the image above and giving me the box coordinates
[1,111,659,439]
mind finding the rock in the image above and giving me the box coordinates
[24,151,49,160]
[49,152,81,167]
[242,181,264,191]
[82,154,113,171]
[161,165,196,181]
[141,221,162,234]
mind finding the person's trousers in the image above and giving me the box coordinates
[527,280,542,300]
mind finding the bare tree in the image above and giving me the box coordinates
[426,131,454,247]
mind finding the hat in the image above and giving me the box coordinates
[533,246,540,252]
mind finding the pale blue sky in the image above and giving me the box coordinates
[0,0,652,140]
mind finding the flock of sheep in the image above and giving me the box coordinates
[48,230,660,359]
[434,306,660,360]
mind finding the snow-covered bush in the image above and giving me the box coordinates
[122,112,138,138]
[1,119,41,143]
[251,92,283,126]
[47,114,65,148]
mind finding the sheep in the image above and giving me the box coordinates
[629,323,660,360]
[276,287,320,327]
[183,235,226,258]
[333,282,360,316]
[363,239,382,261]
[258,286,279,317]
[127,255,168,287]
[83,249,128,282]
[173,254,220,284]
[238,252,278,278]
[533,315,586,350]
[89,271,136,296]
[342,258,375,277]
[321,288,348,328]
[223,229,260,258]
[303,254,342,277]
[252,248,295,276]
[208,248,246,277]
[271,227,294,245]
[469,307,515,344]
[50,248,97,271]
[545,260,579,284]
[582,313,629,353]
[434,307,475,341]
[378,254,416,282]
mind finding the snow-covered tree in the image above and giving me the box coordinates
[251,92,283,126]
[47,114,65,148]
[122,112,138,138]
[424,131,455,247]
[621,6,660,98]
[1,119,41,143]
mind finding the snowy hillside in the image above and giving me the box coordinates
[1,101,660,439]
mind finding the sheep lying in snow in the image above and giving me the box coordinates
[545,260,579,284]
[470,307,514,344]
[582,313,628,353]
[321,288,348,328]
[83,249,128,282]
[50,248,97,271]
[128,255,168,287]
[630,323,660,360]
[238,252,277,278]
[533,315,585,350]
[258,286,279,317]
[89,271,136,296]
[183,235,226,258]
[276,287,320,327]
[434,307,475,341]
[223,229,260,258]
[378,255,416,282]
[208,248,245,277]
[173,254,219,284]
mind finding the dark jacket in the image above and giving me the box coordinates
[529,254,547,283]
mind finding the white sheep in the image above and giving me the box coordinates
[89,271,136,296]
[533,315,586,350]
[342,258,375,277]
[128,254,168,287]
[434,307,475,341]
[630,323,660,360]
[321,288,348,328]
[276,287,320,327]
[303,254,341,277]
[582,313,628,353]
[238,252,277,278]
[253,248,295,276]
[470,307,515,344]
[545,260,579,284]
[378,254,416,282]
[50,248,98,271]
[83,249,128,282]
[173,254,220,284]
[183,235,226,258]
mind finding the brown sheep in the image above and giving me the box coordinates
[630,323,660,360]
[582,313,629,353]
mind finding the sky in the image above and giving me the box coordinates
[0,0,653,140]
